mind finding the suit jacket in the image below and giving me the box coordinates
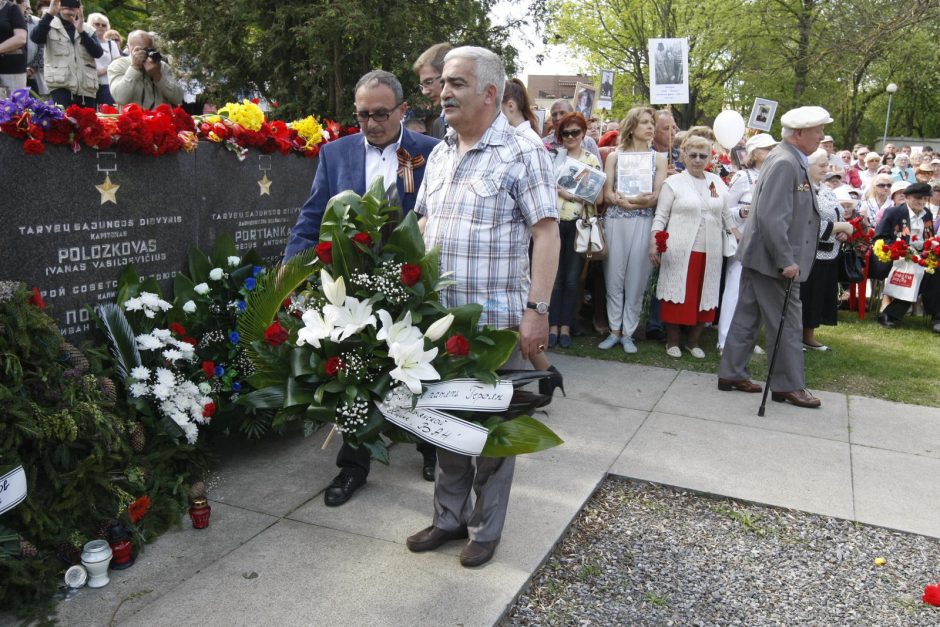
[874,204,935,244]
[737,141,820,282]
[284,127,439,260]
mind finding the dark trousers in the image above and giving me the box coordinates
[96,84,114,106]
[336,439,437,479]
[549,220,583,327]
[884,271,940,322]
[50,88,96,109]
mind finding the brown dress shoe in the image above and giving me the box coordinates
[771,389,821,408]
[406,526,468,553]
[459,540,499,567]
[717,378,763,393]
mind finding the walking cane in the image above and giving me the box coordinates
[758,278,795,417]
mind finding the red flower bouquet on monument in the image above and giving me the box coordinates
[236,182,562,463]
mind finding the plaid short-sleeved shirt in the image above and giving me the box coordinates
[414,113,558,329]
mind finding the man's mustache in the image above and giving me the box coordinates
[442,99,460,108]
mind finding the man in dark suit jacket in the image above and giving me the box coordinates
[719,106,833,409]
[285,70,439,506]
[873,182,937,330]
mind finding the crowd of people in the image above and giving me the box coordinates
[0,0,184,110]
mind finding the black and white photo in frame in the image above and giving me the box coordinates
[648,38,689,104]
[747,98,778,132]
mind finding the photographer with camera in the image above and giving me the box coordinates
[107,29,182,109]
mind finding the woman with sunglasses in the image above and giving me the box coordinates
[598,106,667,353]
[86,11,115,105]
[650,134,737,359]
[861,173,893,226]
[548,111,602,349]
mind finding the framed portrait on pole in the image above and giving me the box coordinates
[747,97,778,131]
[648,38,689,104]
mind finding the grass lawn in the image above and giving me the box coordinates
[554,310,940,407]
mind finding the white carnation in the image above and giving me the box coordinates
[209,268,224,281]
[162,349,184,362]
[182,300,197,313]
[129,382,149,397]
[153,328,172,340]
[123,297,143,311]
[227,255,241,267]
[152,383,172,400]
[198,382,211,395]
[136,334,163,350]
[143,309,156,319]
[130,365,151,381]
[155,367,175,386]
[194,283,210,295]
[181,422,199,444]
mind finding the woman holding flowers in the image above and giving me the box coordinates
[649,134,737,359]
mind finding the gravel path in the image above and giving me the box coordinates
[502,479,940,626]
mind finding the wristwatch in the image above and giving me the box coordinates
[526,301,550,315]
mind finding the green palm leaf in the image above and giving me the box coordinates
[237,246,318,361]
[481,415,564,457]
[94,303,142,381]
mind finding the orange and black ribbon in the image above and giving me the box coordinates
[397,147,425,194]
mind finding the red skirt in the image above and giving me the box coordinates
[660,251,716,326]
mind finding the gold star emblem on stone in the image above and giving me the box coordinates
[258,173,272,196]
[95,174,120,205]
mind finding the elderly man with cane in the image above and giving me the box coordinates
[718,106,840,410]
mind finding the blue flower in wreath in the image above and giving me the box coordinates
[237,300,247,312]
[252,265,263,277]
[232,381,242,392]
[244,277,257,291]
[214,365,225,377]
[228,330,240,344]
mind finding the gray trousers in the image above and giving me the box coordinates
[431,346,524,543]
[603,216,653,336]
[719,268,805,392]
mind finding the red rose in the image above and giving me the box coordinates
[324,356,344,377]
[401,263,422,286]
[202,360,215,378]
[23,139,45,155]
[445,333,470,357]
[263,320,290,346]
[182,336,198,346]
[924,583,940,606]
[169,322,187,336]
[281,297,292,309]
[315,242,333,264]
[655,231,669,253]
[352,232,372,247]
[127,495,152,524]
[202,402,217,418]
[28,287,46,310]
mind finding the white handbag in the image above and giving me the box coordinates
[722,229,738,257]
[574,210,608,260]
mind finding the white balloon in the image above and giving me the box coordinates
[713,110,746,150]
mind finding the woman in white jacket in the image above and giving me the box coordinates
[650,134,739,359]
[716,133,776,352]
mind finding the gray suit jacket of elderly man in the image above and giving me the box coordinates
[737,141,820,281]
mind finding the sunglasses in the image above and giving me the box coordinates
[875,183,892,189]
[686,152,710,161]
[560,129,583,139]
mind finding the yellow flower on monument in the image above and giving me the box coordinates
[95,175,120,205]
[289,115,325,149]
[258,173,272,196]
[218,100,265,131]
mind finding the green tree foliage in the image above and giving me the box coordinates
[147,0,535,120]
[548,0,940,146]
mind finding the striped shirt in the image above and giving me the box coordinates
[415,113,558,329]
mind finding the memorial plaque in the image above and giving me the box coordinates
[196,147,315,264]
[0,137,316,340]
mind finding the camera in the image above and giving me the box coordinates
[144,48,163,64]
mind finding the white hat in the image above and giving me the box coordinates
[833,187,854,202]
[821,135,835,143]
[745,133,777,154]
[890,181,908,196]
[780,106,833,129]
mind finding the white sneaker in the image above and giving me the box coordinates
[665,345,681,358]
[684,345,706,359]
[621,336,638,354]
[598,334,620,350]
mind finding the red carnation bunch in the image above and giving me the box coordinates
[400,263,422,286]
[655,231,669,253]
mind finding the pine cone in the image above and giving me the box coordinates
[19,539,38,558]
[190,480,206,498]
[56,542,81,565]
[130,422,146,453]
[98,377,117,403]
[62,368,82,379]
[61,342,90,373]
[94,519,117,539]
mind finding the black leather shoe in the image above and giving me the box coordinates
[459,540,499,567]
[878,313,897,328]
[406,525,469,552]
[422,461,435,482]
[323,472,365,507]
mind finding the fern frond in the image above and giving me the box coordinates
[237,247,319,359]
[95,303,142,381]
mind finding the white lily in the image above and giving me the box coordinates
[297,307,336,348]
[324,296,376,342]
[320,269,346,306]
[376,309,423,347]
[424,313,455,342]
[389,340,440,395]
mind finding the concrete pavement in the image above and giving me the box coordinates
[53,354,940,626]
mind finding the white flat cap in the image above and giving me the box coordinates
[780,106,833,129]
[745,133,777,154]
[821,135,835,143]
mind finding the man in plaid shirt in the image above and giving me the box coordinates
[406,46,560,568]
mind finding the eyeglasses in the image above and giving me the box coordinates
[353,103,402,123]
[875,183,892,188]
[93,22,108,27]
[560,129,583,139]
[686,152,710,161]
[419,76,441,88]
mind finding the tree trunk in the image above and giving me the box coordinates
[792,0,815,100]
